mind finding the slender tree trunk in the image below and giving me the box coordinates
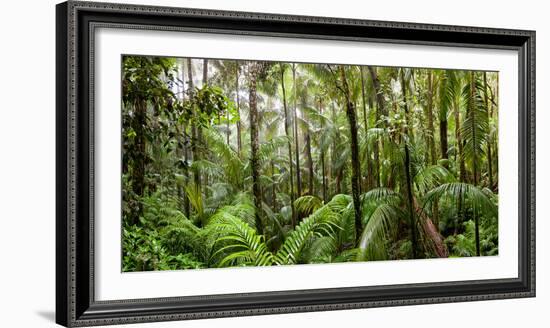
[248,62,264,235]
[303,91,314,196]
[401,70,418,259]
[493,74,499,189]
[201,59,209,198]
[426,71,437,165]
[280,64,296,227]
[331,103,339,196]
[202,59,208,86]
[179,60,190,218]
[367,66,383,188]
[292,64,302,197]
[187,59,201,192]
[319,99,327,203]
[484,72,494,190]
[182,123,190,218]
[360,66,371,191]
[306,133,314,195]
[235,64,242,155]
[340,66,362,244]
[271,160,277,209]
[439,72,449,163]
[131,97,147,224]
[439,119,448,161]
[454,89,466,182]
[425,71,440,226]
[469,71,481,256]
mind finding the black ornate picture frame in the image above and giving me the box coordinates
[56,1,535,326]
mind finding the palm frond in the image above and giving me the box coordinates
[207,214,275,267]
[275,203,341,264]
[424,182,497,218]
[294,195,323,218]
[413,165,454,195]
[356,203,400,261]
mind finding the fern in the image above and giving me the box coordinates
[209,214,275,267]
[275,203,341,264]
[294,195,323,218]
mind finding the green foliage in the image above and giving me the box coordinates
[121,57,499,272]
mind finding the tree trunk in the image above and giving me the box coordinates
[248,62,264,235]
[484,72,494,190]
[401,70,418,259]
[303,91,314,196]
[414,199,448,258]
[319,99,327,203]
[340,66,362,244]
[367,66,383,188]
[469,72,480,256]
[454,87,466,183]
[182,123,190,219]
[235,63,242,155]
[202,59,209,198]
[439,119,448,161]
[280,64,296,227]
[292,64,302,197]
[331,103,339,196]
[493,74,499,190]
[426,71,439,227]
[360,66,371,191]
[131,97,147,224]
[271,160,277,209]
[426,71,437,165]
[439,72,449,163]
[186,59,201,192]
[179,59,190,218]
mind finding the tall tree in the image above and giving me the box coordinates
[303,86,314,196]
[359,66,372,191]
[463,71,489,256]
[470,71,481,256]
[339,65,362,243]
[202,59,209,198]
[401,68,418,259]
[426,71,437,165]
[179,58,190,218]
[484,72,494,190]
[187,58,201,191]
[292,64,302,197]
[318,97,328,203]
[248,62,264,234]
[438,71,449,164]
[279,63,296,226]
[450,71,467,182]
[235,62,242,154]
[132,97,147,224]
[367,66,383,187]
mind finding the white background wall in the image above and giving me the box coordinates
[0,0,545,327]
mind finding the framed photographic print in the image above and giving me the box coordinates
[56,0,535,326]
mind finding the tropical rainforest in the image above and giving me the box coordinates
[122,55,499,272]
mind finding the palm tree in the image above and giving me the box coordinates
[187,58,202,194]
[292,64,302,197]
[400,68,418,258]
[248,61,264,234]
[425,70,437,165]
[462,71,489,255]
[235,62,242,153]
[121,58,500,271]
[279,63,296,226]
[437,70,450,164]
[339,65,363,243]
[367,66,384,188]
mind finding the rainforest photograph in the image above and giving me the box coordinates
[121,55,499,272]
